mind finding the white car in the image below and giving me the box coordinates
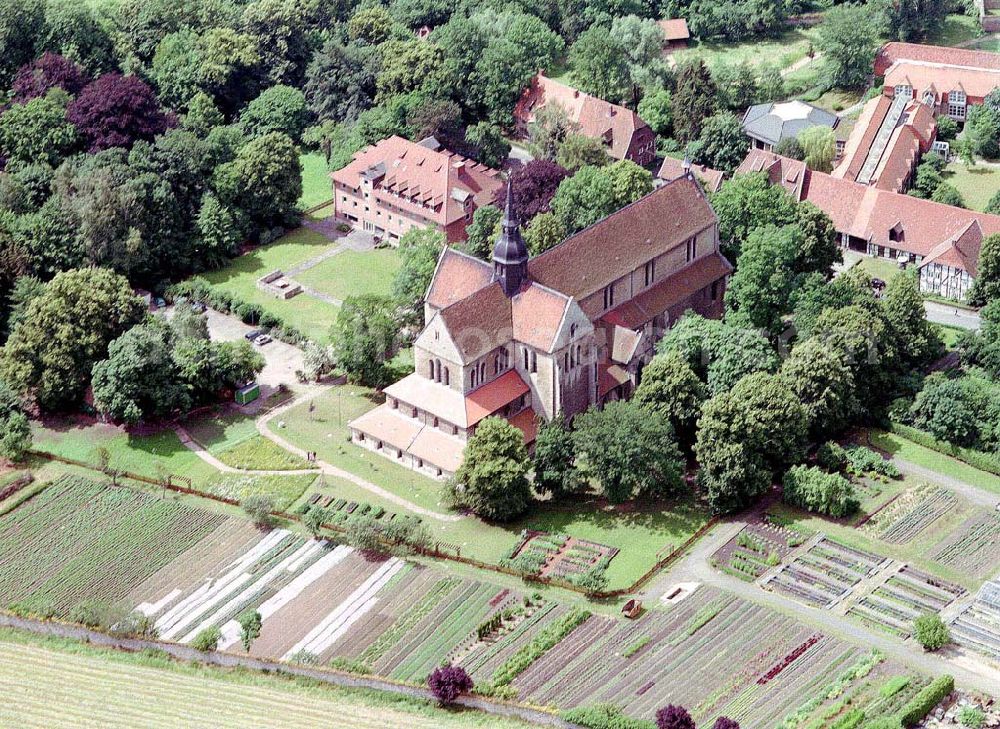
[254,334,273,346]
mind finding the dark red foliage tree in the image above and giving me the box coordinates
[491,159,569,221]
[713,719,740,729]
[656,705,696,729]
[12,53,90,103]
[67,73,173,152]
[427,664,473,704]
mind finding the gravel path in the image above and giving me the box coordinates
[256,389,462,523]
[641,520,1000,695]
[892,457,1000,509]
[173,425,321,477]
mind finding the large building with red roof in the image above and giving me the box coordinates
[514,74,657,167]
[331,136,503,244]
[737,149,996,301]
[875,41,1000,121]
[348,175,731,478]
[832,95,937,193]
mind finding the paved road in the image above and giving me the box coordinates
[641,520,1000,695]
[924,300,982,331]
[205,309,307,393]
[256,389,462,522]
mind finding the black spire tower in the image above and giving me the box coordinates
[492,178,529,297]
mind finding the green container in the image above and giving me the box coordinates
[235,383,260,405]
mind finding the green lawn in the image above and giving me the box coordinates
[296,248,402,301]
[0,629,532,729]
[942,162,1000,212]
[856,255,903,282]
[299,151,333,210]
[200,227,341,342]
[272,384,712,589]
[867,429,1000,497]
[269,385,452,514]
[808,87,864,114]
[927,14,982,47]
[969,37,1000,52]
[672,28,820,72]
[932,322,965,348]
[31,419,315,510]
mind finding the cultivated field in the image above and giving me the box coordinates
[0,632,532,729]
[0,476,959,727]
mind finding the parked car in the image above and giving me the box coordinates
[244,329,263,341]
[254,334,273,346]
[191,301,207,313]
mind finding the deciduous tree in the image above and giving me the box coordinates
[451,416,532,521]
[633,349,706,445]
[428,664,473,704]
[573,400,685,502]
[331,295,398,387]
[532,417,580,498]
[67,73,173,152]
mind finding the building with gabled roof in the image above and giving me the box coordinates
[331,135,503,244]
[737,149,997,300]
[657,156,724,192]
[657,18,690,50]
[832,95,937,193]
[348,175,731,478]
[514,74,657,166]
[875,41,1000,122]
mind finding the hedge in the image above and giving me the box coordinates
[890,423,1000,477]
[897,675,954,727]
[491,608,589,687]
[560,704,656,729]
[165,278,308,346]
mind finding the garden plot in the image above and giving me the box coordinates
[763,537,886,609]
[302,492,422,529]
[850,566,966,638]
[513,587,892,728]
[503,531,617,580]
[950,578,1000,661]
[0,476,223,616]
[861,483,957,545]
[712,523,803,581]
[930,511,1000,580]
[134,529,353,645]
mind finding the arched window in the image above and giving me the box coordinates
[427,360,434,379]
[471,368,478,388]
[479,362,486,381]
[443,367,450,386]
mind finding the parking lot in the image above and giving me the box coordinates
[204,309,306,393]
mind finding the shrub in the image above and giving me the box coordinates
[897,675,954,726]
[561,704,656,729]
[427,664,473,704]
[191,626,222,651]
[845,446,900,479]
[959,706,986,729]
[712,720,739,729]
[242,494,276,527]
[656,705,695,729]
[782,465,860,517]
[913,614,950,651]
[817,441,848,472]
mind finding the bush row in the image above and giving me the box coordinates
[897,675,954,727]
[165,278,309,347]
[890,423,1000,477]
[490,608,589,687]
[560,704,656,729]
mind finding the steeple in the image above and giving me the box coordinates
[492,178,529,297]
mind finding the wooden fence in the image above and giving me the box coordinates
[28,449,721,600]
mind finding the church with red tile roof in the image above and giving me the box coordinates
[348,175,731,478]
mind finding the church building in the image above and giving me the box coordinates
[348,173,732,478]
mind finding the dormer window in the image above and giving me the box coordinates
[894,84,913,100]
[889,223,904,243]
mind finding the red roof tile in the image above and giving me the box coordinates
[876,41,1000,76]
[528,176,717,300]
[884,62,1000,103]
[332,136,502,228]
[514,75,651,161]
[426,248,493,310]
[465,369,530,425]
[657,157,724,192]
[508,407,539,444]
[511,283,570,351]
[657,18,690,41]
